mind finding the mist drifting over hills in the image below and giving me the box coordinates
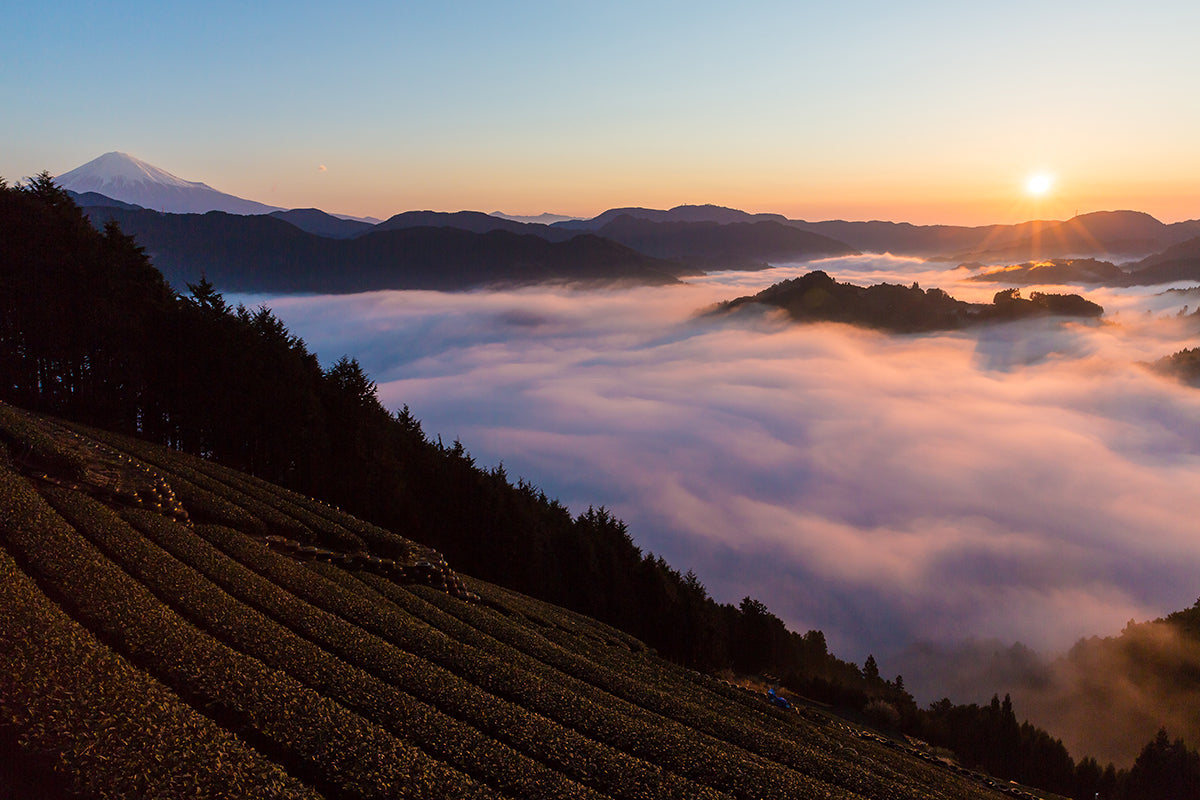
[236,257,1200,656]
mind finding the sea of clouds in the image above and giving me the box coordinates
[233,256,1200,722]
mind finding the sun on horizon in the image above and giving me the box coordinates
[1025,173,1054,197]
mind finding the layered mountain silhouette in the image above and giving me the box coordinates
[789,211,1200,260]
[556,204,1200,261]
[65,189,145,211]
[491,210,580,224]
[54,153,1200,296]
[967,259,1132,286]
[372,210,579,241]
[554,203,790,230]
[82,206,684,292]
[593,214,858,269]
[967,236,1200,287]
[933,211,1200,263]
[268,208,375,239]
[1127,235,1200,283]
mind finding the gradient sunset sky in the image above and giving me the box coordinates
[5,0,1199,225]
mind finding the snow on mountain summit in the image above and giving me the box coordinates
[56,152,283,215]
[60,151,200,190]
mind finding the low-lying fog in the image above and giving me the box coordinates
[235,255,1200,750]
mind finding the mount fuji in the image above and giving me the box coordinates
[56,151,285,215]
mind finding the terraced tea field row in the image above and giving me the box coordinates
[0,403,1015,799]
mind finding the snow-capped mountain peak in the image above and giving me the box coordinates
[59,151,203,191]
[56,152,283,215]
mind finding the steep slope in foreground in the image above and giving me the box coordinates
[0,404,1014,800]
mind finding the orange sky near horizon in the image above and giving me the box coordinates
[6,2,1200,227]
[281,165,1199,227]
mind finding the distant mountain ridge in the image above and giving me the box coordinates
[933,211,1200,263]
[491,211,580,225]
[82,205,685,292]
[558,205,1200,261]
[268,208,374,239]
[594,214,858,269]
[66,189,144,211]
[373,210,579,242]
[965,235,1200,287]
[555,203,789,230]
[49,153,1200,297]
[783,211,1199,260]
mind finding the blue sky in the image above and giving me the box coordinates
[5,1,1199,223]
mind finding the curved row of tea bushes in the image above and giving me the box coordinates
[409,583,887,785]
[0,465,497,800]
[159,442,417,559]
[0,542,319,800]
[100,504,607,800]
[313,566,854,800]
[467,578,647,653]
[195,522,730,800]
[78,424,409,557]
[370,570,995,800]
[0,404,90,481]
[415,580,993,800]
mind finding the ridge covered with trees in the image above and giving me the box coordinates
[2,175,1198,798]
[710,269,1103,332]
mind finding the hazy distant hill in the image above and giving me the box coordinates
[783,212,1200,260]
[268,208,375,239]
[556,203,790,230]
[966,258,1131,286]
[373,209,578,242]
[966,240,1200,287]
[936,211,1198,263]
[491,211,580,225]
[785,219,1009,257]
[65,189,144,211]
[559,206,1200,260]
[562,205,1006,254]
[594,214,858,269]
[1126,235,1200,284]
[82,206,683,292]
[900,600,1200,767]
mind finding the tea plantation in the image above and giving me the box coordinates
[0,402,1031,799]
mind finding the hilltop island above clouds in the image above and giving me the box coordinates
[710,270,1104,334]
